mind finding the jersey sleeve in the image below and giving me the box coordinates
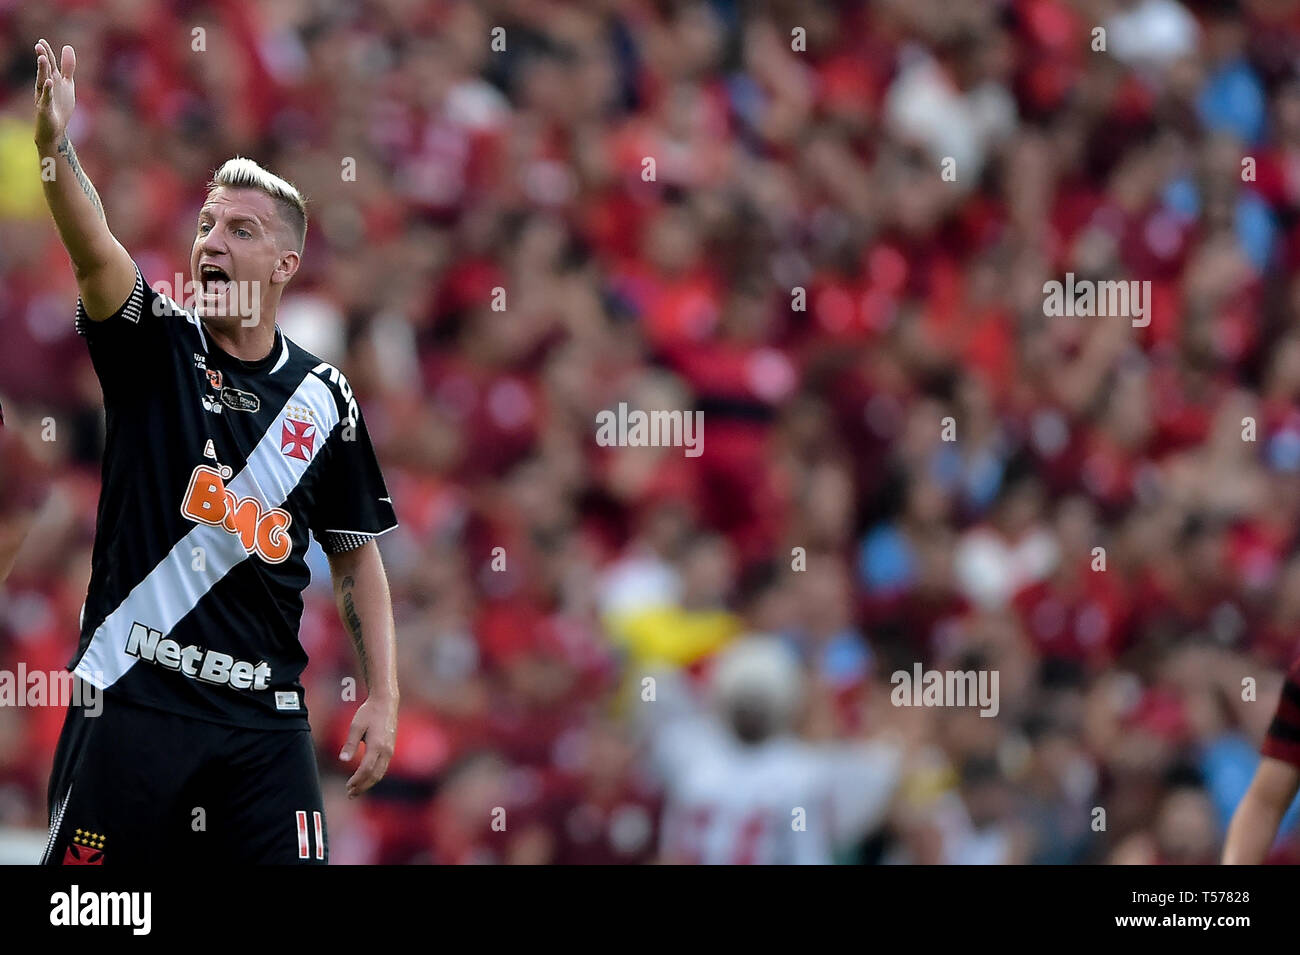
[1262,658,1300,767]
[75,262,177,403]
[308,402,398,554]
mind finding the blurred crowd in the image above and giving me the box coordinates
[6,0,1300,863]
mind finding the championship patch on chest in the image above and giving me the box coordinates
[221,387,260,413]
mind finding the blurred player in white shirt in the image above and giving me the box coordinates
[643,635,902,864]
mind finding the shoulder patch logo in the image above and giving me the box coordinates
[281,420,316,462]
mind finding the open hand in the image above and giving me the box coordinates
[34,39,76,149]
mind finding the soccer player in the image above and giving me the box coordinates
[34,39,399,864]
[1224,656,1300,863]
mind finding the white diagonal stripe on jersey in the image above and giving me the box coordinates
[74,371,340,690]
[226,372,338,507]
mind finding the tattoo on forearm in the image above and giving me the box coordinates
[56,134,105,221]
[341,574,369,685]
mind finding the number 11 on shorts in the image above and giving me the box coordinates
[295,810,325,860]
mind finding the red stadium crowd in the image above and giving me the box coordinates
[5,0,1300,863]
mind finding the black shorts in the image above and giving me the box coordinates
[41,682,327,865]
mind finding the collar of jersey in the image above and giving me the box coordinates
[201,325,290,376]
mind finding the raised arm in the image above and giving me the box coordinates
[327,540,399,797]
[33,39,136,321]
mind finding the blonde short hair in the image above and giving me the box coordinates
[207,157,308,251]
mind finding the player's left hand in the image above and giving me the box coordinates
[339,695,397,798]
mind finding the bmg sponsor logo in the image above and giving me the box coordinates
[180,464,293,563]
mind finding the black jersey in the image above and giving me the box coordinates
[70,263,397,730]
